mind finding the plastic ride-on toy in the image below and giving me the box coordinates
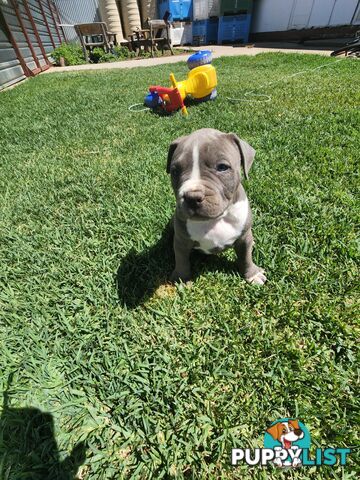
[144,51,217,115]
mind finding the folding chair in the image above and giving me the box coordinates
[74,22,116,62]
[146,10,174,57]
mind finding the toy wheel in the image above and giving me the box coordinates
[187,50,212,69]
[193,89,217,103]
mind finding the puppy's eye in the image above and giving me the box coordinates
[170,165,181,176]
[216,163,230,172]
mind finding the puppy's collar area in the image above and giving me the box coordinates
[186,199,249,254]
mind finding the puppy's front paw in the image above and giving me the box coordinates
[170,270,191,284]
[245,267,267,285]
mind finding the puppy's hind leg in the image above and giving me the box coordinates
[234,229,266,285]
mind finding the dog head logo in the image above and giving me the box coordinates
[264,418,311,468]
[232,418,350,468]
[267,419,304,449]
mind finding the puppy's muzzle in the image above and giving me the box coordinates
[183,189,205,209]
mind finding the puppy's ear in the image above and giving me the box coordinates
[266,423,281,441]
[167,136,187,173]
[289,419,300,430]
[228,133,256,180]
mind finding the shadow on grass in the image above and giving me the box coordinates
[116,220,174,308]
[116,219,239,309]
[147,96,213,117]
[0,379,86,480]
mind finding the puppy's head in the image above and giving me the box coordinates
[167,128,255,220]
[267,420,304,447]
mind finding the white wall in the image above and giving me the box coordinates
[327,0,359,26]
[251,0,295,33]
[251,0,360,33]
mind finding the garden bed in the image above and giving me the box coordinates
[51,42,194,67]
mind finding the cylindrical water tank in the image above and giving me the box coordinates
[125,0,142,32]
[99,0,125,43]
[139,0,158,26]
[118,0,130,39]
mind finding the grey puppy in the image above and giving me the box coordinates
[167,128,266,285]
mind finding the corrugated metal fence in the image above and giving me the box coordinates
[0,0,63,91]
[54,0,101,42]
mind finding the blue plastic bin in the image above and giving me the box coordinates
[217,14,251,44]
[220,0,253,16]
[192,18,218,45]
[158,0,193,21]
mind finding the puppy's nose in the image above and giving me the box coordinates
[183,190,205,207]
[294,429,302,436]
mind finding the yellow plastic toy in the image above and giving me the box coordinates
[145,51,218,115]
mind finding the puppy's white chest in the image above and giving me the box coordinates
[186,199,249,254]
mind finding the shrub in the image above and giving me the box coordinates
[51,43,86,66]
[90,46,136,63]
[51,43,145,66]
[89,47,117,63]
[112,46,136,60]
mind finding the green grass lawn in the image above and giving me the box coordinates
[0,53,359,479]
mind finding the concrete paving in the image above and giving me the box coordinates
[44,43,333,74]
